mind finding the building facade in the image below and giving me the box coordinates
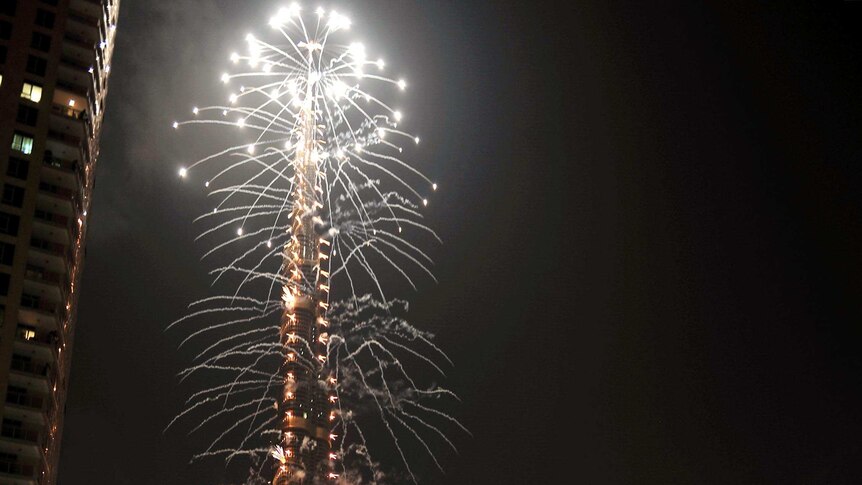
[0,0,119,483]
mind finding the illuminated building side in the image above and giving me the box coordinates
[0,1,120,484]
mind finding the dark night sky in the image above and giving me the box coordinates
[56,1,862,484]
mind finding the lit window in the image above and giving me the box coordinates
[20,83,42,103]
[11,133,33,155]
[22,329,35,340]
[0,74,3,86]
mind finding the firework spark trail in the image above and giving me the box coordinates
[170,4,466,483]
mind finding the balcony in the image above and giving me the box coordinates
[9,355,54,395]
[56,79,88,99]
[32,209,71,246]
[56,58,91,91]
[23,264,65,303]
[0,434,41,467]
[57,61,92,102]
[20,295,57,315]
[10,356,52,375]
[64,31,93,51]
[24,266,63,286]
[71,0,104,17]
[5,392,45,415]
[41,154,82,190]
[46,130,81,151]
[66,11,101,42]
[7,356,53,396]
[18,295,61,332]
[38,182,77,218]
[15,325,58,346]
[14,329,57,369]
[50,104,87,139]
[34,210,69,229]
[0,459,36,483]
[53,103,84,121]
[0,424,41,447]
[45,131,83,165]
[28,238,70,277]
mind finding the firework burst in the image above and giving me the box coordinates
[168,4,464,484]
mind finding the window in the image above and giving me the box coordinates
[0,273,8,296]
[0,304,5,327]
[20,294,37,308]
[0,1,16,17]
[0,20,10,39]
[39,0,58,6]
[20,82,42,103]
[0,212,19,236]
[31,31,51,52]
[6,385,25,396]
[0,241,13,265]
[0,45,6,63]
[2,419,22,430]
[10,133,33,155]
[16,326,35,340]
[6,157,28,180]
[10,133,33,154]
[2,184,24,208]
[25,55,46,76]
[35,9,54,28]
[16,105,38,127]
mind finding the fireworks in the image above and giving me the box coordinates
[169,4,464,483]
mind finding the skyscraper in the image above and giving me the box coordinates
[275,70,333,484]
[0,0,119,483]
